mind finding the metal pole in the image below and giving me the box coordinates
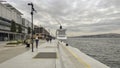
[28,3,34,52]
[31,4,34,52]
[31,9,34,52]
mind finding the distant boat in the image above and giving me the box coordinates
[56,27,67,40]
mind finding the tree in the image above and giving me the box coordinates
[18,24,22,33]
[28,27,31,34]
[11,20,16,32]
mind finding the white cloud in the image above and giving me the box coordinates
[6,0,120,36]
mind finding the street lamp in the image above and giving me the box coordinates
[28,2,36,52]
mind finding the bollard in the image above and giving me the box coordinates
[66,43,68,46]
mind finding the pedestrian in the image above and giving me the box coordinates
[35,35,39,48]
[49,36,52,43]
[25,37,31,48]
[46,35,49,42]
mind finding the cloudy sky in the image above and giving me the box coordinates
[6,0,120,36]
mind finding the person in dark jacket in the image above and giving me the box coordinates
[35,35,39,48]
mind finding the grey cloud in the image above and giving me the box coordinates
[6,0,120,36]
[67,18,120,33]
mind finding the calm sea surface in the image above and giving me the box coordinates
[66,38,120,68]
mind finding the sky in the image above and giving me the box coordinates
[5,0,120,36]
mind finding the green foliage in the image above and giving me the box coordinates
[18,24,22,33]
[7,41,18,45]
[11,20,16,32]
[7,40,23,45]
[17,40,23,43]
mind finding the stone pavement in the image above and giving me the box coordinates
[0,40,59,68]
[0,41,8,48]
[0,40,45,63]
[0,40,110,68]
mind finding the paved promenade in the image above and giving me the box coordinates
[0,40,45,63]
[0,40,110,68]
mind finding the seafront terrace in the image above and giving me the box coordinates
[0,40,110,68]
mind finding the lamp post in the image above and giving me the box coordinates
[28,2,36,52]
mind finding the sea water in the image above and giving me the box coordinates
[66,38,120,68]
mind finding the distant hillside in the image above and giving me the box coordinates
[72,33,120,38]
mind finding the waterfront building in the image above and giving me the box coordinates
[22,18,32,39]
[22,18,31,34]
[34,26,50,39]
[0,3,30,41]
[4,3,23,25]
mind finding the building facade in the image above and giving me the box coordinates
[22,18,31,34]
[34,26,50,39]
[0,3,30,41]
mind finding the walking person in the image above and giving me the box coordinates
[35,35,39,48]
[49,36,52,43]
[46,35,49,42]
